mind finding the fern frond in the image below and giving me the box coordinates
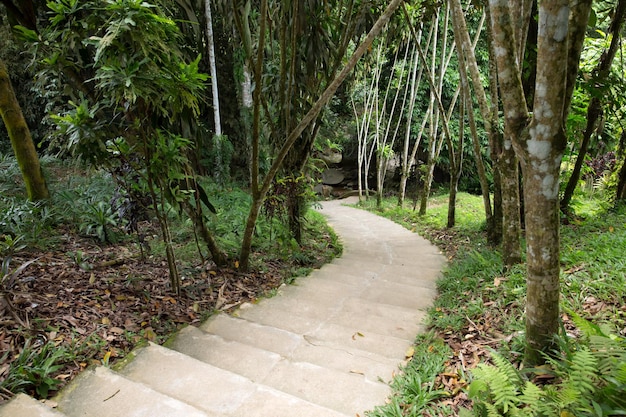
[566,309,605,338]
[567,347,598,397]
[484,402,504,417]
[510,381,547,417]
[490,352,524,388]
[518,381,542,408]
[473,363,520,414]
[614,362,626,385]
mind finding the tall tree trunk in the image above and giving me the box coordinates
[398,39,422,208]
[204,0,225,182]
[561,0,626,213]
[499,147,521,266]
[489,0,592,365]
[616,130,626,202]
[0,58,49,201]
[447,83,465,228]
[450,0,508,247]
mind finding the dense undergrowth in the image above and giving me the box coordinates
[359,192,626,416]
[0,156,342,402]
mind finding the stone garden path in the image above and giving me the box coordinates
[1,197,445,417]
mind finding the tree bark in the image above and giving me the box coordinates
[0,58,49,201]
[447,81,465,228]
[450,0,512,249]
[489,0,592,365]
[204,0,226,182]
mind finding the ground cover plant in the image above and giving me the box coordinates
[0,156,342,403]
[359,191,626,416]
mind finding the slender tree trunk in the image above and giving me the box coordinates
[447,84,464,228]
[204,0,225,182]
[465,80,493,228]
[561,0,626,212]
[450,0,506,246]
[0,58,49,201]
[239,0,405,271]
[182,201,227,267]
[616,131,626,202]
[454,21,494,234]
[376,44,411,209]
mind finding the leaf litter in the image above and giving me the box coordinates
[0,231,308,403]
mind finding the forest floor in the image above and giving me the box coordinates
[0,223,338,403]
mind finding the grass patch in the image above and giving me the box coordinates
[368,333,453,417]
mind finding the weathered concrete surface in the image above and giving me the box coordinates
[0,198,445,417]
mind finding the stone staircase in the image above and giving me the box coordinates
[0,199,445,417]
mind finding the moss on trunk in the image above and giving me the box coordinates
[0,58,49,201]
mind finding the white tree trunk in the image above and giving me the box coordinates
[205,0,221,136]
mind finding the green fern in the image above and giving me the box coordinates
[518,381,551,417]
[471,354,523,415]
[467,314,626,417]
[491,352,524,388]
[566,347,598,396]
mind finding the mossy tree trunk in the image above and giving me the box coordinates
[0,58,49,201]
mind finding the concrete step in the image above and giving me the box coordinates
[54,366,209,417]
[172,324,398,385]
[212,307,405,364]
[317,263,441,292]
[228,385,350,417]
[187,315,393,415]
[236,292,428,341]
[119,342,257,415]
[169,326,285,382]
[200,313,409,361]
[119,342,350,417]
[0,394,66,417]
[200,313,302,358]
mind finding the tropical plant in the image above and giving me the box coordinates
[0,339,68,398]
[79,201,118,243]
[30,0,222,293]
[464,317,626,417]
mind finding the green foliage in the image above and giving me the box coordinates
[0,198,56,246]
[368,334,452,417]
[0,339,68,398]
[467,326,626,417]
[1,257,38,298]
[0,234,26,257]
[79,201,119,243]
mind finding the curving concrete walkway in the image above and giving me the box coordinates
[0,198,445,417]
